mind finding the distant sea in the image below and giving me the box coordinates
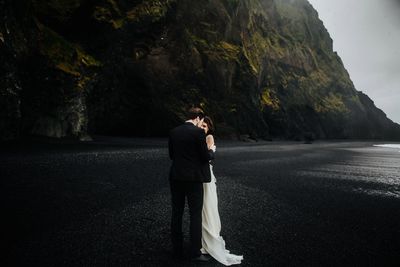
[373,144,400,149]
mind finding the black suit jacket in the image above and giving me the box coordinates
[168,122,215,183]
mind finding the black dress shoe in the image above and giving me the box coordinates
[191,254,211,262]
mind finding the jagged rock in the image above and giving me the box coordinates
[1,0,399,141]
[0,0,26,141]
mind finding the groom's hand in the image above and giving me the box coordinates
[210,144,216,152]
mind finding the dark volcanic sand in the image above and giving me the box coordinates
[2,137,400,266]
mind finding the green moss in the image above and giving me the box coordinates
[215,41,240,60]
[36,20,101,78]
[186,30,240,62]
[315,93,349,114]
[55,62,81,77]
[186,30,210,48]
[301,69,331,89]
[229,105,237,113]
[77,76,92,90]
[241,26,298,74]
[126,0,175,23]
[93,6,113,22]
[199,21,213,28]
[261,88,280,111]
[76,47,102,68]
[265,35,288,58]
[38,22,76,69]
[112,18,125,29]
[106,0,122,16]
[242,32,268,74]
[93,0,125,29]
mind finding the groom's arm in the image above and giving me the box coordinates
[206,149,215,161]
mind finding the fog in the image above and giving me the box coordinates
[308,0,400,123]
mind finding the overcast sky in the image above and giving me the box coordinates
[307,0,400,124]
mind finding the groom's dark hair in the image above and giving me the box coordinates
[186,107,205,120]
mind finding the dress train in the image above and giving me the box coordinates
[201,165,243,265]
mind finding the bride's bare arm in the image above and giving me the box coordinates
[206,135,214,149]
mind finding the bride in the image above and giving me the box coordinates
[199,116,243,265]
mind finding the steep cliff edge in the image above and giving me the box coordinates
[1,0,399,141]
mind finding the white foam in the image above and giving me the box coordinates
[373,144,400,150]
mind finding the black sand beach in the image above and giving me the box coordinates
[2,138,400,266]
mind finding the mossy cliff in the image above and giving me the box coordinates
[1,0,98,140]
[1,0,399,140]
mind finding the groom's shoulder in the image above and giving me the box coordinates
[170,123,201,136]
[173,122,197,131]
[170,123,189,135]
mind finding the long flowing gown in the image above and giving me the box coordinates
[201,165,243,265]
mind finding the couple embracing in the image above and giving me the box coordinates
[168,107,243,265]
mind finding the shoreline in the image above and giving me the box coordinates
[2,134,400,146]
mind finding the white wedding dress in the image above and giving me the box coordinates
[201,165,243,265]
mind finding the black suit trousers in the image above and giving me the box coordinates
[169,180,203,257]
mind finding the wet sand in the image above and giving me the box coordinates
[2,138,400,266]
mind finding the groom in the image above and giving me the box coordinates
[168,107,216,261]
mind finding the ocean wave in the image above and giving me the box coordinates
[373,144,400,150]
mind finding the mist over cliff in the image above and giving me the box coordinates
[1,0,399,141]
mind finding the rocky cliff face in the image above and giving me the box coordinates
[1,0,399,141]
